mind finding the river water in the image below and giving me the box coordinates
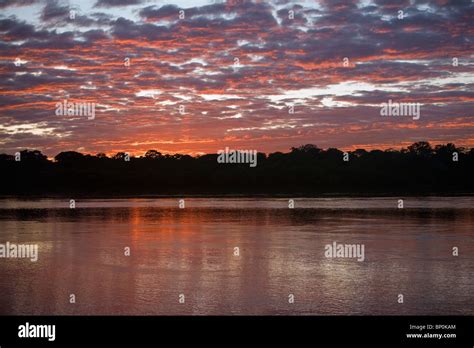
[0,197,472,315]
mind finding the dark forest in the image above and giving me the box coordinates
[1,141,472,196]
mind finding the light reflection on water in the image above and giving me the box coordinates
[0,197,473,315]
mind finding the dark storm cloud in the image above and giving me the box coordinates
[40,1,69,22]
[373,0,410,9]
[82,28,109,41]
[276,5,306,26]
[94,0,145,8]
[111,17,172,40]
[138,4,179,21]
[139,3,230,21]
[0,0,36,9]
[0,18,50,40]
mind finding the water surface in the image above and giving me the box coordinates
[0,197,472,315]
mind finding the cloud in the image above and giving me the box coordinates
[0,0,36,9]
[0,0,473,155]
[40,1,69,22]
[95,0,145,8]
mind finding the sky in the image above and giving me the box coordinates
[0,0,473,157]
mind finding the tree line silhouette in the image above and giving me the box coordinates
[0,141,473,195]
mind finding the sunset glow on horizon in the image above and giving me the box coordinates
[0,0,473,157]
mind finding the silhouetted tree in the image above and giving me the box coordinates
[352,149,368,158]
[0,154,14,161]
[55,151,84,163]
[0,142,472,195]
[19,149,47,162]
[112,152,128,160]
[408,141,433,157]
[144,150,162,159]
